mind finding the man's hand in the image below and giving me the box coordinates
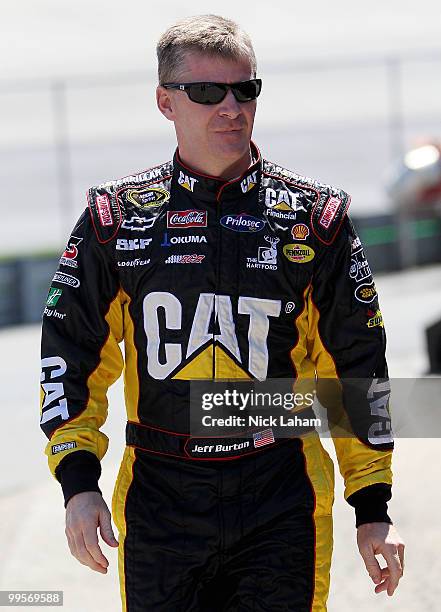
[357,522,405,596]
[65,491,119,574]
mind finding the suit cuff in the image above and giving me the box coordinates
[55,450,102,508]
[346,483,393,528]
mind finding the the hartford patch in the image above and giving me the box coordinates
[51,441,77,455]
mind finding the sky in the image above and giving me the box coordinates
[1,1,440,252]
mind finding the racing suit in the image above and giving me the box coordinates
[40,142,393,611]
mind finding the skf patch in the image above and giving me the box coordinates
[96,194,113,226]
[291,224,309,240]
[51,441,77,455]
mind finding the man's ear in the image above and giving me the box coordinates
[156,85,175,121]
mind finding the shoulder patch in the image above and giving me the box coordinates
[87,160,173,243]
[262,158,351,244]
[311,190,351,245]
[87,188,122,244]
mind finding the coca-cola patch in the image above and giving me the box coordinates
[96,194,113,227]
[167,210,207,228]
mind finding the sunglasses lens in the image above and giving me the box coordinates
[233,79,262,102]
[182,80,262,104]
[188,83,226,104]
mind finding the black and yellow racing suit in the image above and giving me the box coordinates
[40,143,393,611]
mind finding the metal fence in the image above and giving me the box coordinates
[0,51,441,326]
[0,50,441,255]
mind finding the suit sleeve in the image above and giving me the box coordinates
[308,215,393,526]
[40,208,124,507]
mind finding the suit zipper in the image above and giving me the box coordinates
[213,192,222,379]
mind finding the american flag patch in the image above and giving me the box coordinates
[253,428,275,448]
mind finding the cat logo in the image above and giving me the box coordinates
[143,292,281,380]
[178,171,198,192]
[40,356,69,424]
[126,187,169,208]
[241,171,258,193]
[265,188,307,212]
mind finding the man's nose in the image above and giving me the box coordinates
[218,88,242,118]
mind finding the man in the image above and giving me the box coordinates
[40,14,405,611]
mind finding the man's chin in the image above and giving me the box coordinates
[211,133,250,158]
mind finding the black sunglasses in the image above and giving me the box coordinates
[162,78,262,105]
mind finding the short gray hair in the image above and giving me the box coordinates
[156,14,257,85]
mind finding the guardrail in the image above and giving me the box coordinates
[1,211,439,328]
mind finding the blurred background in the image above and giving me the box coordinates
[1,1,440,610]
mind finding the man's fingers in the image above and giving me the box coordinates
[65,529,77,558]
[360,545,382,584]
[374,567,390,594]
[98,508,119,547]
[397,542,405,573]
[381,547,403,596]
[357,523,405,597]
[71,531,108,573]
[83,527,109,568]
[64,492,116,573]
